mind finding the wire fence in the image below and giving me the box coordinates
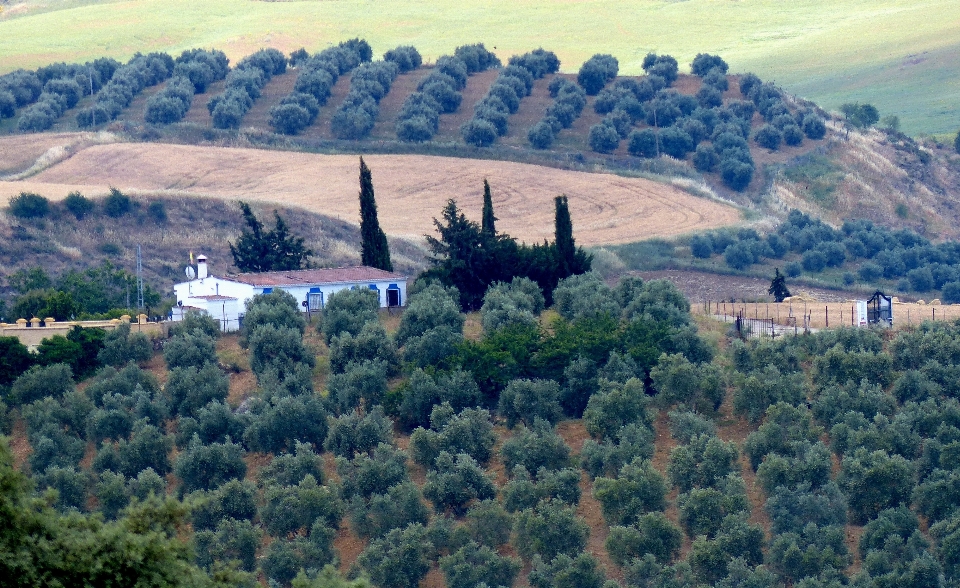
[694,300,960,330]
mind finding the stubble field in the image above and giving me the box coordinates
[0,140,742,246]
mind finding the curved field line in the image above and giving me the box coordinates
[0,141,742,246]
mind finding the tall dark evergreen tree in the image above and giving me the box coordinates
[481,179,497,237]
[358,157,393,272]
[230,202,312,272]
[555,195,575,275]
[768,268,791,302]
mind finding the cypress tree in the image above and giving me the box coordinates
[481,179,497,236]
[358,157,393,272]
[555,195,575,275]
[768,268,791,302]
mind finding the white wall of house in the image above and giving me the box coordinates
[171,272,407,332]
[257,279,407,312]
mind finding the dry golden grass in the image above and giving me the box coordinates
[0,140,742,247]
[696,300,960,330]
[0,132,82,174]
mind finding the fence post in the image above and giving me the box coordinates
[826,306,829,328]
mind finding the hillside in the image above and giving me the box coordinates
[0,193,428,305]
[6,274,960,587]
[0,0,958,135]
[0,138,742,247]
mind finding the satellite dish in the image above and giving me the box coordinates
[185,266,196,279]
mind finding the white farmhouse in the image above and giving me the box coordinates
[171,255,408,331]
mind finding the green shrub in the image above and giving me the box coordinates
[244,394,328,454]
[677,477,749,538]
[8,192,49,219]
[168,310,220,339]
[501,419,571,474]
[498,378,562,428]
[166,362,228,417]
[257,441,325,487]
[589,122,620,154]
[329,321,397,375]
[503,465,581,512]
[838,448,915,524]
[261,474,343,536]
[349,481,428,539]
[410,403,495,467]
[440,540,521,588]
[581,423,655,480]
[593,458,667,526]
[651,353,724,412]
[98,323,152,367]
[583,378,651,440]
[325,406,393,459]
[337,443,409,501]
[423,452,496,515]
[606,513,682,566]
[174,435,246,495]
[35,466,89,512]
[357,523,433,588]
[102,187,132,218]
[528,121,555,149]
[461,118,497,147]
[63,191,95,220]
[243,290,306,344]
[513,499,589,561]
[667,434,739,493]
[529,552,605,588]
[10,363,73,406]
[163,331,216,370]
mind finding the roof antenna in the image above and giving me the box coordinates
[136,243,145,310]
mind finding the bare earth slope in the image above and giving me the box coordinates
[1,142,741,246]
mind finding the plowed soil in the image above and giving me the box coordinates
[2,141,741,246]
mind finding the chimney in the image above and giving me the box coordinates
[197,254,208,279]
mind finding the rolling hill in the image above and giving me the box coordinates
[1,0,958,135]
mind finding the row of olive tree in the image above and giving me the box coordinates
[268,40,371,135]
[395,43,497,142]
[144,49,228,125]
[528,76,587,149]
[461,49,560,147]
[75,53,173,128]
[207,48,287,130]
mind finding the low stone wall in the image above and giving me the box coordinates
[0,315,168,349]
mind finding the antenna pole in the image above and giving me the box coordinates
[89,66,96,127]
[136,244,145,310]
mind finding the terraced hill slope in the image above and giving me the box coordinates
[1,0,958,134]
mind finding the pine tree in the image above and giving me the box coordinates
[358,158,393,272]
[230,202,311,272]
[481,179,497,237]
[554,195,575,275]
[768,268,791,302]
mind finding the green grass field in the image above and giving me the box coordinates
[0,0,958,135]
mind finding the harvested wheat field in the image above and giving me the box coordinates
[0,133,85,175]
[0,141,741,246]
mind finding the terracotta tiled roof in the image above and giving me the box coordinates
[190,295,238,301]
[228,266,408,287]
